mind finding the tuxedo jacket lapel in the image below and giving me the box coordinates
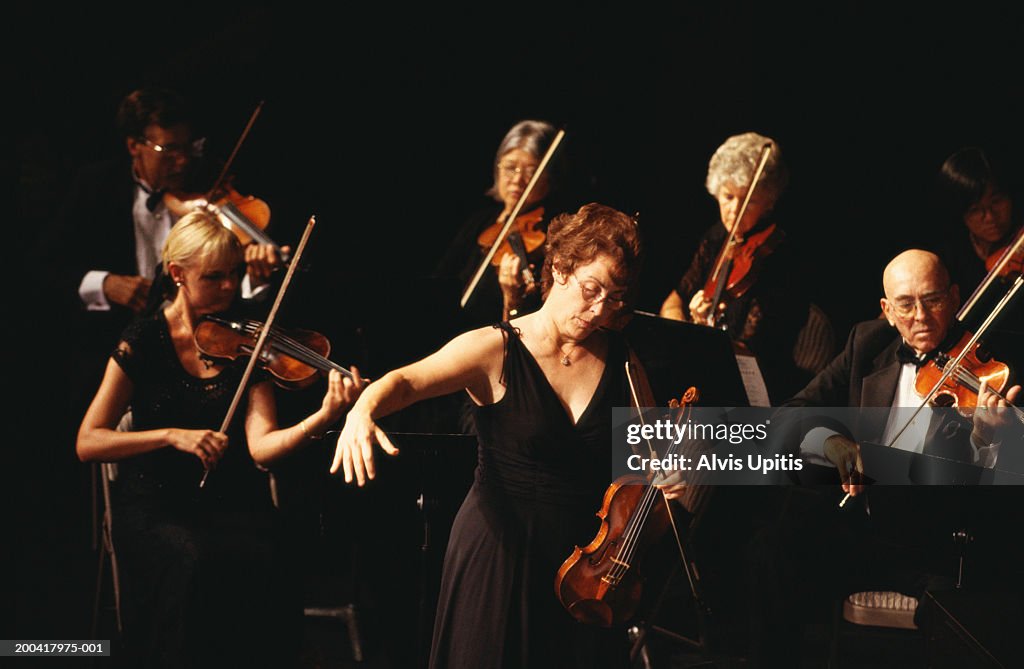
[861,338,902,408]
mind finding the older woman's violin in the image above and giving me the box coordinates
[475,206,546,287]
[701,222,783,314]
[701,143,776,328]
[461,129,565,308]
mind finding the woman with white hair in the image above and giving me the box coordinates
[660,131,810,403]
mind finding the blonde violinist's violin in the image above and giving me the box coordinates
[194,315,355,390]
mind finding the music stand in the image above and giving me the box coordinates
[858,442,1024,487]
[376,432,478,668]
[624,311,750,407]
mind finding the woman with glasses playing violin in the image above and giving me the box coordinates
[659,131,812,404]
[434,120,572,329]
[333,204,668,669]
[76,211,363,667]
[931,146,1024,369]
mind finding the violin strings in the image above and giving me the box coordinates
[611,440,686,581]
[930,363,1024,425]
[952,367,1024,423]
[605,489,652,584]
[610,410,694,582]
[240,320,354,379]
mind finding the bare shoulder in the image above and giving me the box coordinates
[437,325,505,375]
[443,325,507,358]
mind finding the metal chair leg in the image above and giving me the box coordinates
[304,604,364,662]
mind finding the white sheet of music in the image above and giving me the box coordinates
[734,352,770,407]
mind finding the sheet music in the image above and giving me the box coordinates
[734,352,770,407]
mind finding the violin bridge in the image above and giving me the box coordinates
[601,574,621,587]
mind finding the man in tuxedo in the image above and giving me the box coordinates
[59,87,285,414]
[787,248,1020,490]
[745,249,1021,667]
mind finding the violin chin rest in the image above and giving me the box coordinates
[567,598,614,628]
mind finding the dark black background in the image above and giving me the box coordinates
[7,4,1024,663]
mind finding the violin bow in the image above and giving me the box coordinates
[207,100,265,199]
[201,100,290,261]
[199,214,317,488]
[460,128,566,309]
[624,362,698,573]
[705,142,772,327]
[886,273,1024,448]
[958,225,1024,322]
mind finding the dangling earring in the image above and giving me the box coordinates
[175,281,183,287]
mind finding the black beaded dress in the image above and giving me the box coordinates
[110,311,295,668]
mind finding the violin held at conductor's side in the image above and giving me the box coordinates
[555,387,701,627]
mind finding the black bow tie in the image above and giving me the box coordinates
[896,342,930,368]
[145,188,166,212]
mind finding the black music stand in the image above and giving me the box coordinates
[624,311,750,407]
[858,442,1024,487]
[376,432,477,668]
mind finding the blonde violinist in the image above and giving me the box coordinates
[76,211,363,666]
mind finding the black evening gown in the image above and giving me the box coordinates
[429,322,629,669]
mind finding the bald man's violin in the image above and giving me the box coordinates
[914,332,1019,418]
[914,231,1024,421]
